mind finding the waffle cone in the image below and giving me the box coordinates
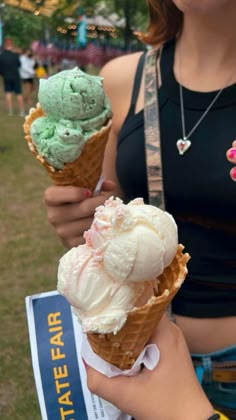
[23,103,112,191]
[87,244,190,370]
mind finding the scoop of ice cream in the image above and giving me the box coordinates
[38,67,111,121]
[29,67,112,169]
[87,197,177,281]
[30,117,87,168]
[58,243,143,333]
[57,197,178,334]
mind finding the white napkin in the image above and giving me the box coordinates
[81,335,160,420]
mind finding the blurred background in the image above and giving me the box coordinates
[1,0,148,73]
[0,0,148,419]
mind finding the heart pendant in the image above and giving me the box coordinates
[176,138,191,155]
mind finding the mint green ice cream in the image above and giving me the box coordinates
[30,67,112,169]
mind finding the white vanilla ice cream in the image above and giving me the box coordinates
[57,197,178,334]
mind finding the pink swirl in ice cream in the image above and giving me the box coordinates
[57,197,178,334]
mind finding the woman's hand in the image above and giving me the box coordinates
[43,179,116,249]
[226,140,236,181]
[86,315,214,420]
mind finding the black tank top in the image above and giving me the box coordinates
[116,39,236,318]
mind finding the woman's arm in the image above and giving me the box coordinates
[86,316,215,420]
[43,53,142,249]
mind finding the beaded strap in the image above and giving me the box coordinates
[144,47,165,209]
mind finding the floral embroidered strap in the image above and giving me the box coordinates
[144,47,165,209]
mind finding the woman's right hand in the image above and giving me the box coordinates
[86,316,215,420]
[44,179,116,249]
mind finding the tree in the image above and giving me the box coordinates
[1,0,148,50]
[112,0,148,48]
[79,0,148,49]
[1,5,47,48]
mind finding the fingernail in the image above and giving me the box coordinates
[227,148,236,160]
[82,358,88,368]
[84,189,91,198]
[230,167,236,181]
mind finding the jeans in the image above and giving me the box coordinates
[192,345,236,418]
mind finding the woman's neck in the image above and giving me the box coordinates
[174,5,236,91]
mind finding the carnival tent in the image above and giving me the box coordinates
[4,0,70,17]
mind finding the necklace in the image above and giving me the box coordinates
[177,84,224,155]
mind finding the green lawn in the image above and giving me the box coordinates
[0,85,65,418]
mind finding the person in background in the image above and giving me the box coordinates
[86,316,228,420]
[19,48,36,110]
[43,0,236,417]
[34,59,48,81]
[0,38,24,116]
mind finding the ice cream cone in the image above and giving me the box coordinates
[23,103,112,192]
[87,244,190,370]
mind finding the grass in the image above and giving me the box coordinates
[0,84,65,418]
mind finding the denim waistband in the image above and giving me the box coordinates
[191,344,236,361]
[191,344,236,385]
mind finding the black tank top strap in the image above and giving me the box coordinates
[128,52,146,115]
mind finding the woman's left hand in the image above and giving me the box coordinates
[226,140,236,181]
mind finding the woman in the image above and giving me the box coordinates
[0,38,25,116]
[19,48,35,109]
[44,1,236,416]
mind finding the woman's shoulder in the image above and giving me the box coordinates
[100,52,144,95]
[101,51,143,72]
[99,52,144,121]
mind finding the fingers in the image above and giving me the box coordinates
[46,191,110,227]
[57,217,92,248]
[43,181,118,249]
[61,235,84,249]
[226,141,236,182]
[86,366,136,413]
[229,167,236,182]
[94,179,117,197]
[47,200,93,226]
[101,179,117,192]
[226,147,236,163]
[44,180,117,207]
[44,185,92,207]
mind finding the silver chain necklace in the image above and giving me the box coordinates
[177,83,224,155]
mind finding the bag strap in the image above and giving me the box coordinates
[130,52,146,110]
[144,47,176,322]
[144,47,165,209]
